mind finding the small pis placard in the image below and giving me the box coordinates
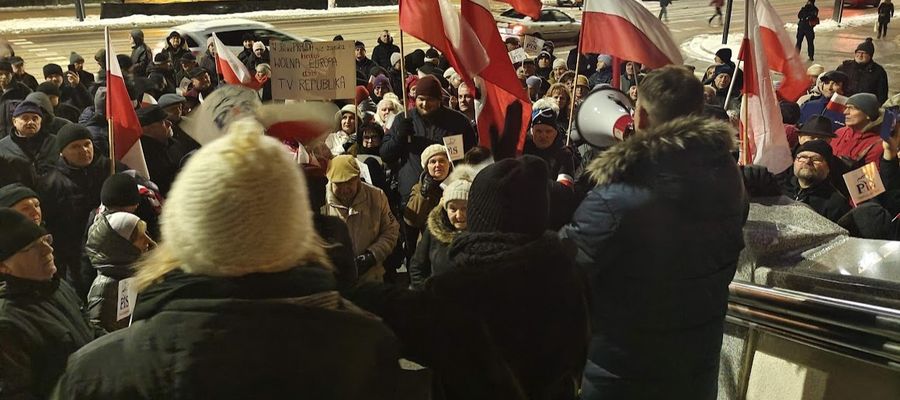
[508,48,528,64]
[442,134,464,161]
[842,162,886,206]
[116,277,139,322]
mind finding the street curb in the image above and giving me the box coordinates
[0,5,398,35]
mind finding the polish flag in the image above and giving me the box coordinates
[400,0,490,84]
[738,0,792,174]
[105,27,149,180]
[462,0,531,156]
[825,93,849,114]
[496,0,541,19]
[754,0,808,102]
[254,102,336,144]
[212,33,253,86]
[581,0,683,69]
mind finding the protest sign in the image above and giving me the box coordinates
[179,85,262,146]
[270,39,355,101]
[842,162,886,206]
[443,134,464,161]
[509,48,528,65]
[523,35,545,55]
[116,277,139,322]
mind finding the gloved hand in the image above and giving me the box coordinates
[355,251,377,271]
[394,114,415,140]
[420,173,437,196]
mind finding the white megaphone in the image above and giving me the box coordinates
[573,87,635,149]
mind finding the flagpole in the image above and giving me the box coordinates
[399,30,408,117]
[108,117,116,177]
[739,0,752,165]
[566,0,587,146]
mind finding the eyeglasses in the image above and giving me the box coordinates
[795,155,826,164]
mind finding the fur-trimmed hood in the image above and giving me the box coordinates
[587,115,737,185]
[426,204,460,244]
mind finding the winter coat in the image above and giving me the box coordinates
[139,135,181,196]
[80,108,110,158]
[130,43,152,78]
[381,107,477,204]
[837,59,890,104]
[784,176,852,222]
[0,128,58,175]
[372,38,401,70]
[322,181,400,280]
[197,50,220,86]
[831,115,884,168]
[0,81,32,137]
[38,156,118,293]
[0,154,37,189]
[560,115,749,399]
[403,172,444,231]
[878,2,894,22]
[798,95,846,133]
[164,44,190,74]
[523,136,580,230]
[408,204,459,290]
[588,67,612,88]
[314,213,359,290]
[797,3,819,31]
[12,72,38,91]
[53,267,402,399]
[347,231,589,400]
[59,83,92,112]
[0,276,98,400]
[356,57,377,86]
[84,211,142,332]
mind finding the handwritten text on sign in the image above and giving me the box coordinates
[270,40,355,101]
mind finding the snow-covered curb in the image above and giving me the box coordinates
[681,13,880,64]
[0,5,398,35]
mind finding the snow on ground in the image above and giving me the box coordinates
[681,13,880,64]
[0,5,398,35]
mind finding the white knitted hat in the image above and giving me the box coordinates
[420,144,449,169]
[106,212,140,241]
[161,118,317,277]
[440,164,477,209]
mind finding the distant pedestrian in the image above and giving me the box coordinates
[129,29,152,77]
[836,37,889,103]
[659,0,671,22]
[708,0,724,25]
[797,0,819,61]
[877,0,894,39]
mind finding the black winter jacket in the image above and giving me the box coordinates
[0,276,98,400]
[408,205,459,290]
[53,267,401,399]
[784,176,851,222]
[837,59,890,104]
[560,116,749,400]
[372,39,401,71]
[380,108,477,204]
[0,129,58,175]
[84,211,142,332]
[0,82,33,138]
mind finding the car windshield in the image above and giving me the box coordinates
[545,10,572,22]
[500,9,526,19]
[206,29,297,47]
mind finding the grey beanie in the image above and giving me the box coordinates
[24,92,55,118]
[847,93,880,121]
[70,51,84,65]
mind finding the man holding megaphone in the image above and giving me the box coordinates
[561,66,749,400]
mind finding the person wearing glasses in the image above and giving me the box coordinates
[0,209,99,399]
[786,139,851,222]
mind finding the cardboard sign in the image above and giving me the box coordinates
[442,134,464,161]
[270,39,355,101]
[508,48,528,65]
[179,85,262,146]
[523,35,545,55]
[177,77,192,96]
[357,159,373,185]
[116,277,139,322]
[842,162,886,206]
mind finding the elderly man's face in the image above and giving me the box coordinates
[11,197,42,225]
[333,177,360,204]
[855,50,872,64]
[163,103,183,122]
[380,31,390,42]
[46,74,63,87]
[0,234,56,281]
[794,150,830,183]
[13,113,41,137]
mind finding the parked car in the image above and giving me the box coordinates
[843,0,879,7]
[555,0,583,7]
[154,18,315,57]
[496,8,581,42]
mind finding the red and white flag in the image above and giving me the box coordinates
[462,0,531,156]
[581,0,683,69]
[496,0,542,19]
[212,33,253,86]
[754,0,808,102]
[400,0,490,84]
[825,93,850,114]
[738,0,792,174]
[105,27,149,180]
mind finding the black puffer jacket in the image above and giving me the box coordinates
[372,37,401,70]
[54,267,401,399]
[0,128,58,176]
[560,115,749,400]
[408,205,460,290]
[84,211,142,332]
[0,276,98,400]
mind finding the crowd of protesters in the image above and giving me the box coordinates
[0,22,899,400]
